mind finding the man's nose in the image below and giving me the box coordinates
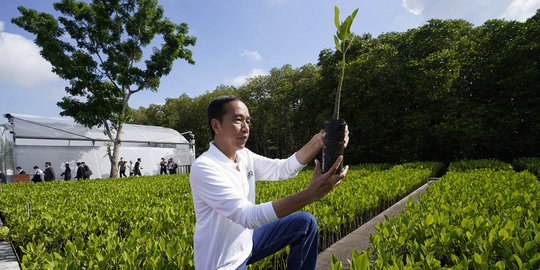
[241,122,249,131]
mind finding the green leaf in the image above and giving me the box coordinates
[473,253,482,264]
[350,8,359,22]
[166,244,175,259]
[523,241,535,251]
[498,228,509,239]
[495,261,506,270]
[334,6,341,30]
[96,252,104,262]
[425,214,434,226]
[510,254,523,269]
[339,21,349,40]
[334,35,342,52]
[357,251,370,270]
[331,254,343,270]
[398,236,405,245]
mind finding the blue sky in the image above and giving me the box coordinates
[1,0,539,118]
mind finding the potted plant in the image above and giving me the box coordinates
[323,6,358,173]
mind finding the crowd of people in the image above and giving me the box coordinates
[14,161,93,183]
[119,157,179,176]
[6,157,182,183]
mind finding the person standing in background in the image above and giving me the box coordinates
[32,166,44,183]
[133,158,142,176]
[81,162,92,179]
[60,163,71,180]
[0,170,6,184]
[44,162,56,181]
[159,158,168,175]
[76,162,84,180]
[167,158,177,174]
[118,157,127,177]
[128,161,134,176]
[16,166,26,174]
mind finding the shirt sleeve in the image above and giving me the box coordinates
[251,151,306,181]
[190,160,278,229]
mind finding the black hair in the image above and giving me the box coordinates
[207,95,241,138]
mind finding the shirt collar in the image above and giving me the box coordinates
[208,142,241,169]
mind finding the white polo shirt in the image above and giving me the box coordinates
[190,142,305,270]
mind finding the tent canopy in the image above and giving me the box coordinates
[4,113,188,144]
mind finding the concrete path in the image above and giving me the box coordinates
[0,219,19,270]
[317,179,435,269]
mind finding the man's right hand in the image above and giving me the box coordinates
[306,156,348,202]
[271,155,348,218]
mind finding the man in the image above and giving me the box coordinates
[118,157,127,177]
[60,163,72,181]
[0,170,6,184]
[82,162,92,179]
[133,158,142,176]
[75,162,84,180]
[159,158,167,175]
[167,158,177,174]
[31,166,44,183]
[44,162,56,181]
[190,96,349,269]
[16,166,26,174]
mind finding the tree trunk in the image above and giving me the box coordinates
[108,125,123,178]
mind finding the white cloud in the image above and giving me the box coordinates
[0,27,60,87]
[240,49,263,61]
[227,68,268,86]
[400,0,540,24]
[503,0,540,21]
[402,0,425,15]
[0,21,4,32]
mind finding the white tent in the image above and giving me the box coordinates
[0,113,195,182]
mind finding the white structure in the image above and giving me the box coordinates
[0,113,195,182]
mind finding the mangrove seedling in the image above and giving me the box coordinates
[323,6,358,173]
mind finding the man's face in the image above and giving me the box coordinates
[213,100,250,150]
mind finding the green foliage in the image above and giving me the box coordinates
[335,168,540,269]
[331,6,359,120]
[333,6,359,54]
[448,159,513,172]
[0,176,196,269]
[251,163,438,269]
[0,165,438,269]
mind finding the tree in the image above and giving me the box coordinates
[13,0,196,177]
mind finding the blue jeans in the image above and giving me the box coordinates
[237,212,318,270]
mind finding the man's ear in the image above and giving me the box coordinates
[211,118,220,135]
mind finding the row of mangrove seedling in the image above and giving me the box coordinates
[332,158,540,269]
[0,161,441,269]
